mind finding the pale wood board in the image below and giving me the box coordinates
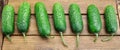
[7,0,117,14]
[2,36,120,50]
[12,15,120,36]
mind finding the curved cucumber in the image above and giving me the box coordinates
[87,4,102,42]
[17,2,31,39]
[69,3,83,47]
[101,5,118,42]
[34,2,51,38]
[53,3,67,47]
[2,5,15,41]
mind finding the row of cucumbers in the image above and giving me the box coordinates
[2,2,117,47]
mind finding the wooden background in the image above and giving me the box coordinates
[0,0,120,50]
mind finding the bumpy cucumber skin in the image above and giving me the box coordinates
[53,3,66,32]
[2,5,14,35]
[87,4,102,33]
[17,2,31,33]
[105,5,117,34]
[35,2,51,37]
[69,3,83,33]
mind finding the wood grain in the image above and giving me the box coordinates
[12,15,120,36]
[3,36,120,50]
[7,0,117,14]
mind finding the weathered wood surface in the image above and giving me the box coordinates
[3,36,120,50]
[7,0,117,14]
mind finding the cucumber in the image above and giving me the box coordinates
[87,4,102,42]
[53,3,67,47]
[101,5,117,42]
[69,3,83,47]
[2,5,14,41]
[34,2,51,38]
[17,2,31,40]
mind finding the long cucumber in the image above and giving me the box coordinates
[35,2,51,38]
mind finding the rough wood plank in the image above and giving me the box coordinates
[13,15,120,36]
[2,36,120,50]
[7,0,117,14]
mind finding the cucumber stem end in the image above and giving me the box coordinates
[22,33,26,41]
[6,35,12,42]
[60,32,68,47]
[93,33,98,43]
[46,36,54,39]
[76,33,79,47]
[101,33,115,42]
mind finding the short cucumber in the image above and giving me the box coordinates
[87,4,102,42]
[69,3,83,47]
[34,2,51,38]
[101,5,118,42]
[105,5,117,33]
[53,3,67,47]
[2,5,14,41]
[17,2,31,39]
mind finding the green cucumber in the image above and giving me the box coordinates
[87,4,102,42]
[69,3,83,47]
[53,3,67,47]
[101,5,118,42]
[2,5,14,41]
[17,2,31,40]
[34,2,51,38]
